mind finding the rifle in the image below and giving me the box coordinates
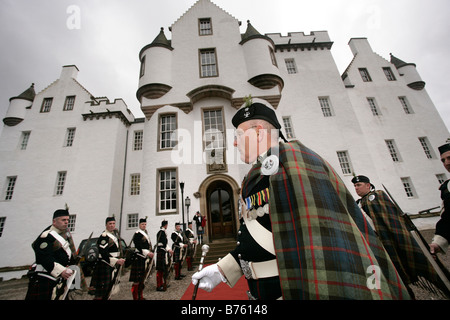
[106,229,124,300]
[144,243,157,284]
[51,229,86,300]
[382,184,450,295]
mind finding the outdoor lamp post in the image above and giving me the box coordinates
[185,196,191,224]
[180,181,185,230]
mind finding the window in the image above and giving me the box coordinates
[140,55,146,78]
[200,49,218,77]
[4,176,17,201]
[63,96,76,111]
[436,174,447,185]
[134,130,143,151]
[0,217,5,237]
[418,137,435,159]
[203,109,224,150]
[401,177,416,198]
[359,68,372,82]
[20,131,31,150]
[130,174,140,196]
[127,213,139,229]
[199,18,212,35]
[319,97,334,117]
[385,140,401,162]
[367,98,381,116]
[337,151,353,175]
[68,215,76,232]
[40,98,53,113]
[65,128,76,147]
[399,96,414,114]
[285,59,297,74]
[283,116,295,139]
[383,67,396,81]
[158,169,177,213]
[269,46,278,67]
[159,114,177,150]
[55,171,67,196]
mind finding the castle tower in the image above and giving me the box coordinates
[3,83,35,126]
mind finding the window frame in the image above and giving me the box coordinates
[156,168,178,215]
[199,48,219,78]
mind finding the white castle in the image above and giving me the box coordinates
[0,0,448,278]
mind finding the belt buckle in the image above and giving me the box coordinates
[239,259,253,280]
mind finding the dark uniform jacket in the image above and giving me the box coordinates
[171,230,186,262]
[32,225,75,278]
[129,230,152,282]
[90,230,122,298]
[156,228,170,271]
[25,226,76,300]
[435,179,450,251]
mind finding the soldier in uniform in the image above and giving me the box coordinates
[430,143,450,256]
[25,209,76,300]
[185,221,197,271]
[192,99,411,300]
[171,222,188,280]
[156,220,173,291]
[352,175,449,298]
[90,216,125,300]
[129,217,154,300]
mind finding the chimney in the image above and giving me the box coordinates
[60,65,79,80]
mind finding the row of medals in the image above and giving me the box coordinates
[240,188,270,221]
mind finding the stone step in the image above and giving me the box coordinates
[194,238,237,265]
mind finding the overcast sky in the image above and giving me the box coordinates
[1,0,449,133]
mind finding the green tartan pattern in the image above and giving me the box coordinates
[360,190,450,295]
[255,141,411,299]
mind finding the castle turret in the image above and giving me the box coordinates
[390,53,425,90]
[240,21,283,91]
[136,27,173,101]
[3,83,36,126]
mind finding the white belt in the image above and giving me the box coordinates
[242,259,279,280]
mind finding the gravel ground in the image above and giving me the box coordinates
[0,229,448,300]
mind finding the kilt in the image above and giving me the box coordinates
[129,255,147,283]
[25,275,56,300]
[172,245,182,262]
[186,243,195,257]
[156,248,169,272]
[90,261,115,299]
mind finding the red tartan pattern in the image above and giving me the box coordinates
[242,140,411,300]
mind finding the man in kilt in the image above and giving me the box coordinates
[430,143,450,256]
[129,217,154,300]
[185,221,197,271]
[193,98,411,300]
[156,220,173,291]
[90,216,125,300]
[172,222,188,280]
[25,209,77,300]
[353,175,450,298]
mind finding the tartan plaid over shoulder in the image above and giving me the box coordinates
[268,141,410,300]
[360,190,450,296]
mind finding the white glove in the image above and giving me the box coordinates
[191,264,226,292]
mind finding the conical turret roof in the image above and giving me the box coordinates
[10,83,36,102]
[390,53,415,69]
[150,27,173,49]
[240,20,273,45]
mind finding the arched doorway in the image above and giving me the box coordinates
[197,174,240,242]
[207,181,235,239]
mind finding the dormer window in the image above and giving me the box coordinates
[199,18,212,35]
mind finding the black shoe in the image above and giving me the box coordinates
[156,286,165,291]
